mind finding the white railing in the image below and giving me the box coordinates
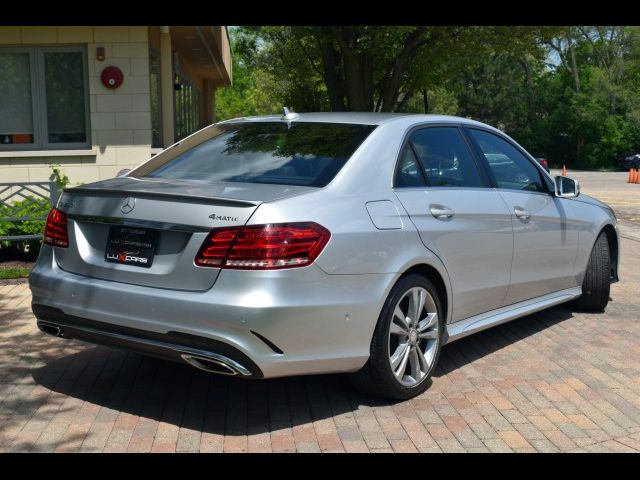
[0,181,59,242]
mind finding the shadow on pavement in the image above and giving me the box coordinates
[433,304,576,377]
[28,305,576,436]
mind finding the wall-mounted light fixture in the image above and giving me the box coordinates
[96,47,105,61]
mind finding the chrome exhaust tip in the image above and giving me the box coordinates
[38,322,64,337]
[181,353,249,376]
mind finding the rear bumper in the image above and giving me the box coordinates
[29,245,396,378]
[33,305,262,377]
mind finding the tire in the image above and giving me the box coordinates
[572,232,611,312]
[350,274,443,400]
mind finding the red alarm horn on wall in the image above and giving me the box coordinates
[101,66,124,89]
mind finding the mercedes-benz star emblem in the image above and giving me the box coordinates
[121,197,136,214]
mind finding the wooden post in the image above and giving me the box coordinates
[160,26,175,147]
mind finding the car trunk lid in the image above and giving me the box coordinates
[54,177,316,291]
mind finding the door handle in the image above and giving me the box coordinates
[430,204,455,220]
[514,206,531,220]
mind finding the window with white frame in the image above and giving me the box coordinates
[0,46,90,150]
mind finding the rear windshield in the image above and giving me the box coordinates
[131,122,377,187]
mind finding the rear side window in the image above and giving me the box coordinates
[395,145,427,187]
[408,127,485,188]
[132,122,377,187]
[468,129,546,193]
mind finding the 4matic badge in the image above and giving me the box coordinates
[209,213,238,222]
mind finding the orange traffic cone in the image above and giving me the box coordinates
[635,168,640,184]
[629,168,635,183]
[562,165,567,177]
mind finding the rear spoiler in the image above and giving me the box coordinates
[63,186,258,209]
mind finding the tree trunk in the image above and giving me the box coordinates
[520,54,535,114]
[342,52,370,111]
[423,88,429,113]
[610,93,617,114]
[332,27,372,111]
[568,41,581,93]
[362,56,374,111]
[379,27,427,112]
[316,28,346,111]
[396,89,414,112]
[576,137,585,166]
[568,36,583,164]
[323,26,428,112]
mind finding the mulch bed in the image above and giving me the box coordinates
[0,278,29,286]
[0,243,38,267]
[0,247,37,282]
[0,260,35,269]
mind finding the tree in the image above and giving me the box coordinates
[215,28,285,121]
[218,26,640,170]
[542,27,640,167]
[240,26,558,113]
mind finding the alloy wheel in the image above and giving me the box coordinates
[387,286,439,387]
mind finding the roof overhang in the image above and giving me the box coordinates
[152,26,232,87]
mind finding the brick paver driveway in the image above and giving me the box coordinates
[1,229,640,452]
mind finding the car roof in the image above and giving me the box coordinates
[218,111,492,128]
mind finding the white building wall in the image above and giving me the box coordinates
[0,26,153,186]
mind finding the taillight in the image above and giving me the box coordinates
[195,222,330,270]
[539,159,549,169]
[43,208,69,248]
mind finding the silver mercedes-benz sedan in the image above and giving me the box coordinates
[29,112,620,399]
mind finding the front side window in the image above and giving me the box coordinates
[131,122,377,187]
[0,46,89,150]
[468,129,546,193]
[409,127,485,188]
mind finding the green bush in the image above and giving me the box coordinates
[0,164,71,256]
[0,197,50,256]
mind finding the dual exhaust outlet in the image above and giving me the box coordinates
[38,321,64,338]
[37,321,251,377]
[180,353,241,376]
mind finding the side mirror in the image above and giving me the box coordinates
[116,168,131,177]
[554,175,580,198]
